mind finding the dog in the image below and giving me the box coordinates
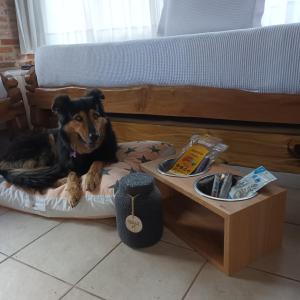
[0,89,118,207]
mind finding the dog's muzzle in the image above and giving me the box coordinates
[88,133,100,146]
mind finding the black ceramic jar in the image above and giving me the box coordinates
[115,172,163,248]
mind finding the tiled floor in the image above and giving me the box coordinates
[0,207,299,300]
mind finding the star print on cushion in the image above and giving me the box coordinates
[101,168,111,176]
[137,155,151,163]
[161,142,173,148]
[124,167,137,174]
[149,145,160,153]
[125,147,137,154]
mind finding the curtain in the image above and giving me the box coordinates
[15,0,46,54]
[262,0,300,26]
[15,0,163,54]
[15,0,300,54]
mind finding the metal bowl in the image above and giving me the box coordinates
[157,158,210,178]
[194,173,257,202]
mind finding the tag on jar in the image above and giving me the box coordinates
[125,215,143,233]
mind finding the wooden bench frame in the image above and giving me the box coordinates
[25,67,300,174]
[0,74,27,135]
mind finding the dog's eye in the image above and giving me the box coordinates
[74,115,83,122]
[93,113,100,119]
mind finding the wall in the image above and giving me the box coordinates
[0,0,32,69]
[234,166,300,225]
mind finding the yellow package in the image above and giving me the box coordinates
[169,144,209,175]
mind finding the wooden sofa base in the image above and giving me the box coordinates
[29,106,300,174]
[26,83,300,125]
[24,70,300,173]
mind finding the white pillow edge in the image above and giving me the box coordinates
[157,0,169,36]
[253,0,266,27]
[157,0,267,36]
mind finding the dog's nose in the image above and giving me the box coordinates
[89,133,98,143]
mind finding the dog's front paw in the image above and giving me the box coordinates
[66,172,82,208]
[84,172,101,192]
[66,185,81,207]
[67,193,81,208]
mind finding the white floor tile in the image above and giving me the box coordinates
[251,223,300,281]
[0,253,6,263]
[161,227,192,249]
[0,211,59,255]
[98,221,193,250]
[62,288,101,300]
[14,221,120,284]
[78,242,205,300]
[95,221,192,249]
[185,263,300,300]
[98,217,116,227]
[0,259,70,300]
[286,188,300,224]
[0,206,9,216]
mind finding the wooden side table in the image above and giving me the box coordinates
[0,71,28,135]
[141,158,286,275]
[3,68,32,129]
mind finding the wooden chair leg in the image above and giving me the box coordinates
[7,119,20,140]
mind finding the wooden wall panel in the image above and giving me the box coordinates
[25,71,300,173]
[29,107,300,173]
[111,119,300,174]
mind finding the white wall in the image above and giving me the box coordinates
[231,165,300,225]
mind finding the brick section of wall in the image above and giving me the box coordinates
[0,0,34,68]
[0,0,20,68]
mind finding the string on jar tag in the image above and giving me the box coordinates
[125,194,143,233]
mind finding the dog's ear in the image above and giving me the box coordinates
[86,89,105,114]
[85,89,105,101]
[52,95,71,115]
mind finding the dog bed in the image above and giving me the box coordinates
[0,141,175,218]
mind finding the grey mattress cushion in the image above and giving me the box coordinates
[36,23,300,94]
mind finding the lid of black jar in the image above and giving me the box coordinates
[119,172,154,195]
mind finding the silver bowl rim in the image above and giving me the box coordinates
[193,173,258,202]
[157,158,210,178]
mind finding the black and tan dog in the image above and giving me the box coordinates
[0,89,118,207]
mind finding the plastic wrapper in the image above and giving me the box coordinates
[168,135,228,175]
[229,166,277,199]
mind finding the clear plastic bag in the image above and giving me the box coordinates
[168,135,228,175]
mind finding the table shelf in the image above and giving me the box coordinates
[164,192,225,270]
[141,157,287,275]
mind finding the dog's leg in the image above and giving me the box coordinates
[52,177,68,188]
[66,171,82,207]
[83,161,104,192]
[23,159,38,169]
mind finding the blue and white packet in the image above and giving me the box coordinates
[229,166,276,199]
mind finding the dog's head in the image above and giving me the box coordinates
[52,89,107,153]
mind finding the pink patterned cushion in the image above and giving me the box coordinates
[0,141,175,218]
